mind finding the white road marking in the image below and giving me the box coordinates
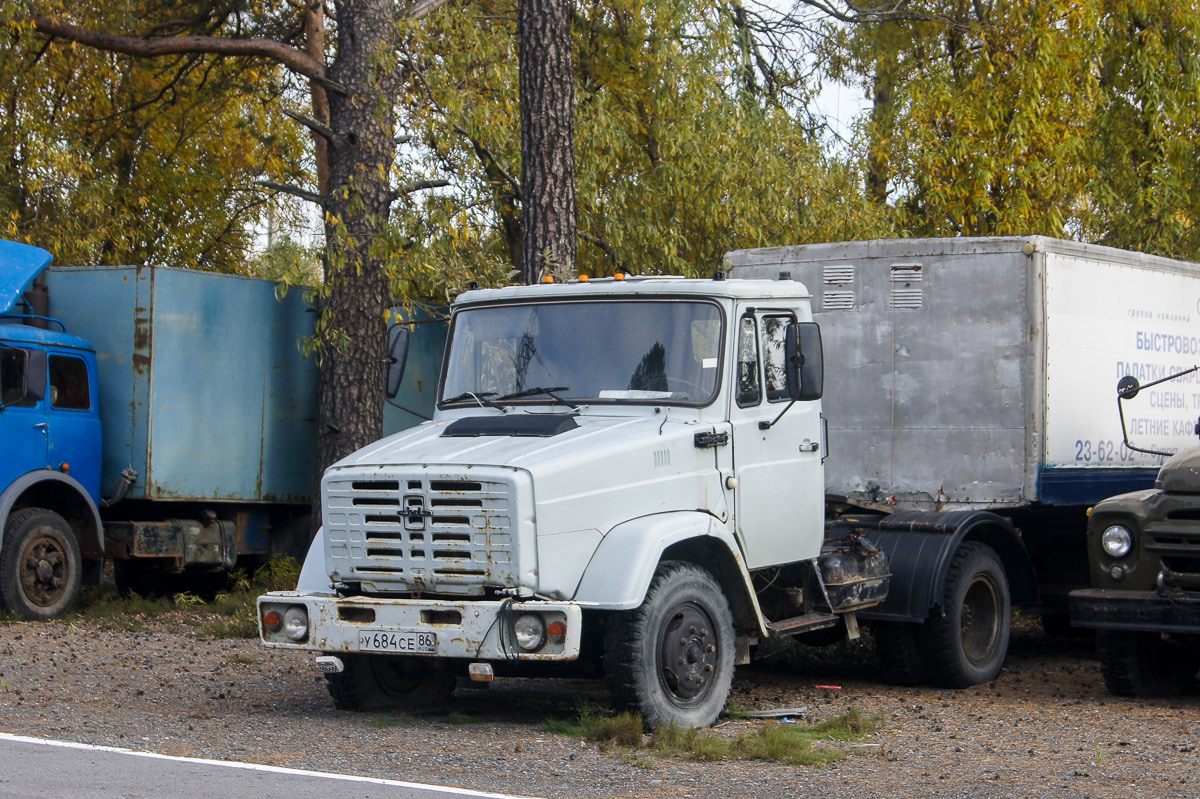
[0,732,540,799]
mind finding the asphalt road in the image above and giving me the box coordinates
[0,733,542,799]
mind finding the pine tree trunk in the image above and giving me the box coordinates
[518,0,577,283]
[311,0,398,526]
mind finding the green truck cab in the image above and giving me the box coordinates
[1070,376,1200,696]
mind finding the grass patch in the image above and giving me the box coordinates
[61,555,302,639]
[370,714,411,729]
[548,706,878,767]
[653,724,733,761]
[545,705,644,747]
[446,710,482,725]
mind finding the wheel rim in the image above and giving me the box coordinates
[657,601,720,706]
[19,533,70,609]
[960,573,1001,667]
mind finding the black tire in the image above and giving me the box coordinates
[872,621,925,686]
[604,561,735,729]
[0,508,82,620]
[919,542,1011,688]
[326,653,456,713]
[1096,630,1198,697]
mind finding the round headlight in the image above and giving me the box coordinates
[513,614,547,652]
[283,606,309,641]
[1101,524,1134,558]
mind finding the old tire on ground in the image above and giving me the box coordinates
[604,561,735,729]
[1096,630,1199,697]
[919,542,1011,688]
[872,621,925,686]
[326,653,456,713]
[0,508,82,620]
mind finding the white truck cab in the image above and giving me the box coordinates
[260,273,886,728]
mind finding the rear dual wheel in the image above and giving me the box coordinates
[873,543,1011,688]
[920,542,1011,687]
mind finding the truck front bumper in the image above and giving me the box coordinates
[258,591,584,661]
[1069,588,1200,634]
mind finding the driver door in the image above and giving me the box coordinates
[726,312,825,568]
[1,345,50,489]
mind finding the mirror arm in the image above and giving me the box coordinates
[1116,366,1200,457]
[385,394,433,421]
[759,396,800,431]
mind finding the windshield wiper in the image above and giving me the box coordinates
[441,391,505,410]
[495,386,578,410]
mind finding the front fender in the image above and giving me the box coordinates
[0,469,103,558]
[295,527,331,592]
[574,511,743,610]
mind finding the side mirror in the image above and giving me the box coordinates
[786,322,823,402]
[384,325,411,399]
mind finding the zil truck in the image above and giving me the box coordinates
[1070,366,1200,696]
[258,236,1200,728]
[0,239,439,619]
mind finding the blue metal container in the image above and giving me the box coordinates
[44,266,444,506]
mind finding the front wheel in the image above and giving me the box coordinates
[604,561,736,729]
[0,508,82,620]
[1096,630,1198,697]
[325,653,456,713]
[919,542,1011,688]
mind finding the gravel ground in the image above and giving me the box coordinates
[1,613,1197,799]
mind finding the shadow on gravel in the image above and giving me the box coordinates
[323,613,1104,726]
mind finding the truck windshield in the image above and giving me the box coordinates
[441,299,724,406]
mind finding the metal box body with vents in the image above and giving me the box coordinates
[724,236,1200,513]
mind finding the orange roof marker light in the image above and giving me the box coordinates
[578,275,590,282]
[541,275,555,284]
[614,272,626,281]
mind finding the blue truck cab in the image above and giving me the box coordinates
[1,240,105,619]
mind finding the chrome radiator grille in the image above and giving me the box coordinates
[323,472,519,595]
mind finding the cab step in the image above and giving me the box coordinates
[764,611,840,638]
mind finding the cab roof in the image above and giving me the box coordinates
[453,274,813,307]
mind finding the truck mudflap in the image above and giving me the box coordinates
[1070,588,1200,634]
[258,591,584,661]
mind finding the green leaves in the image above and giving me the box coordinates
[842,0,1200,257]
[392,0,887,290]
[0,0,310,271]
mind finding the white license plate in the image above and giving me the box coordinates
[358,629,438,654]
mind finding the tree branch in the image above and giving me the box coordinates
[389,179,450,204]
[256,180,325,206]
[581,231,627,274]
[283,108,334,141]
[26,15,346,93]
[405,0,455,20]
